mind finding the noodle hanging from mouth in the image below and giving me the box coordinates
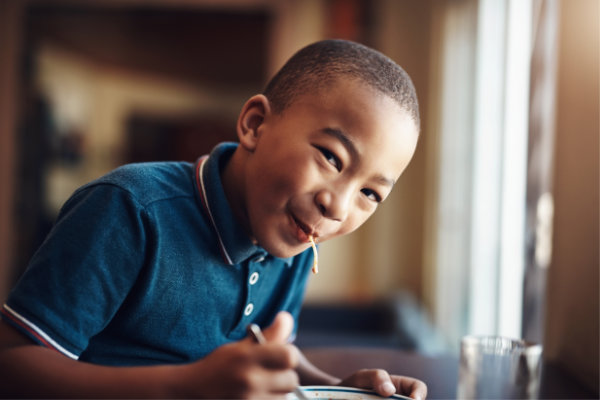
[308,235,318,274]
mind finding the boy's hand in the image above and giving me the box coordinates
[179,312,299,399]
[338,369,427,400]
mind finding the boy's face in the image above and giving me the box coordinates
[238,79,418,259]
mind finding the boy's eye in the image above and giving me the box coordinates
[361,188,382,203]
[318,147,342,171]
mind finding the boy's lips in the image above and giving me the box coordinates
[290,214,318,243]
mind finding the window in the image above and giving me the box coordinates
[427,0,535,349]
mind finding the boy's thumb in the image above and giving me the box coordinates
[262,311,294,343]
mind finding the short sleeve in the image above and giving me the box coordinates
[3,183,150,358]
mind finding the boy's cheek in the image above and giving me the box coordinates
[329,214,372,240]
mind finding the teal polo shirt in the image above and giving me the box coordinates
[2,142,313,366]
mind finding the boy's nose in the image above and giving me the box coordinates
[314,187,350,221]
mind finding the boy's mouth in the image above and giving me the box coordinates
[291,214,317,243]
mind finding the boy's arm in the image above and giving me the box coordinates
[0,320,299,398]
[0,321,179,398]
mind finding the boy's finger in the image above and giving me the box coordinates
[394,376,427,400]
[262,311,294,343]
[368,370,396,397]
[260,368,300,393]
[245,367,300,397]
[253,344,299,369]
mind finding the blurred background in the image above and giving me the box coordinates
[0,0,597,394]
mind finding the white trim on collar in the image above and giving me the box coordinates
[196,156,234,265]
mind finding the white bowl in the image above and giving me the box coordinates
[287,386,412,399]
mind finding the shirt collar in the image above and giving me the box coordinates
[195,142,293,267]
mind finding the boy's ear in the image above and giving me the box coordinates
[236,94,271,152]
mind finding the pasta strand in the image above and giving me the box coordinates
[308,235,318,274]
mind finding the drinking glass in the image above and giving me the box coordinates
[457,335,543,399]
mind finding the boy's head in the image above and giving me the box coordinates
[225,39,420,258]
[263,39,420,130]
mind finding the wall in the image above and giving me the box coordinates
[543,0,599,393]
[36,44,246,214]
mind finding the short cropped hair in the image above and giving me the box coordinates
[263,39,420,129]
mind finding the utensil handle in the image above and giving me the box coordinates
[247,324,310,400]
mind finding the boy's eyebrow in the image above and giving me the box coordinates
[321,127,396,188]
[375,174,396,188]
[322,127,358,160]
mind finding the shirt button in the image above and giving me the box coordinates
[244,303,254,316]
[254,255,265,263]
[249,272,259,285]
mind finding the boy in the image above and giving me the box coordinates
[0,39,426,399]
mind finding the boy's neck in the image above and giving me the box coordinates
[220,147,253,242]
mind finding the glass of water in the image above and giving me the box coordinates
[457,335,543,399]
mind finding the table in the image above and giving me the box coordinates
[301,346,597,399]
